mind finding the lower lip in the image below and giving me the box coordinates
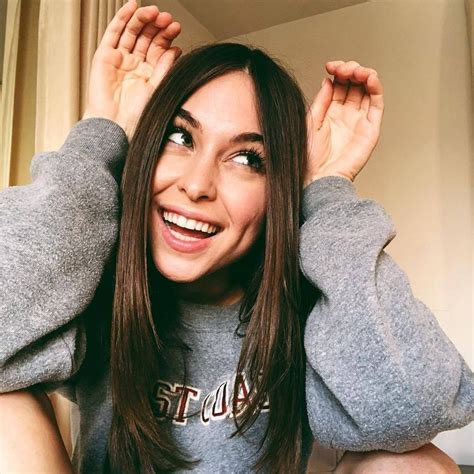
[157,210,218,253]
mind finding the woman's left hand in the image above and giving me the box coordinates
[304,60,384,187]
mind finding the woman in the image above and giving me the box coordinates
[0,1,470,473]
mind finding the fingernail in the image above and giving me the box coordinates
[321,78,327,87]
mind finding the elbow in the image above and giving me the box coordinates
[354,422,440,453]
[356,373,474,451]
[325,404,454,453]
[327,423,440,453]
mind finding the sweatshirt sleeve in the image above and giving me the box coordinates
[300,176,474,453]
[0,118,128,393]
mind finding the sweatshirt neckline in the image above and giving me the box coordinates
[177,299,242,332]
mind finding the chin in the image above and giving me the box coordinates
[152,259,207,283]
[160,271,200,283]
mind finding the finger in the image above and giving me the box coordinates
[353,66,378,86]
[132,12,173,59]
[331,62,361,104]
[325,61,347,103]
[332,61,361,85]
[326,59,373,83]
[148,47,182,89]
[345,66,377,108]
[154,11,175,29]
[146,22,182,66]
[99,1,138,50]
[344,83,365,109]
[117,6,161,52]
[360,94,370,113]
[308,78,333,131]
[365,73,384,125]
[331,79,349,105]
[325,60,345,75]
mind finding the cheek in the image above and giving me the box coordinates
[227,183,266,235]
[151,155,182,194]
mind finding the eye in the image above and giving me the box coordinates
[232,147,266,173]
[166,126,193,147]
[165,124,266,173]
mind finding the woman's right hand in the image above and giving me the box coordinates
[82,0,182,141]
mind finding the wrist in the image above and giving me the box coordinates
[303,173,353,189]
[81,110,133,140]
[302,175,358,220]
[81,109,116,123]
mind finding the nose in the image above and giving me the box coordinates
[177,155,218,202]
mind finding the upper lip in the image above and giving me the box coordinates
[159,203,223,229]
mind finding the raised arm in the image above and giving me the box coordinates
[301,176,474,452]
[0,1,182,392]
[302,61,473,451]
[0,118,127,392]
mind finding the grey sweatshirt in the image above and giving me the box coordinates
[0,118,473,473]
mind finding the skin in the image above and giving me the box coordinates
[0,389,73,473]
[82,0,182,140]
[305,60,385,185]
[334,443,461,473]
[0,389,460,473]
[145,58,385,304]
[2,4,184,471]
[148,71,267,305]
[1,3,459,473]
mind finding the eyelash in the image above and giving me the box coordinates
[165,125,266,173]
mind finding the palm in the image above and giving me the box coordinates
[84,3,181,139]
[305,61,384,185]
[90,50,156,123]
[309,104,379,181]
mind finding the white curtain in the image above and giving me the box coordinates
[36,0,133,153]
[466,1,473,110]
[36,0,133,456]
[0,0,21,189]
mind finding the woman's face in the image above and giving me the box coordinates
[148,71,267,289]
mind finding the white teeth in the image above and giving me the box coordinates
[169,228,201,242]
[184,219,197,230]
[162,210,219,234]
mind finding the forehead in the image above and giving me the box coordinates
[180,71,261,134]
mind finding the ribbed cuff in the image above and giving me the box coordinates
[302,176,358,220]
[59,118,129,179]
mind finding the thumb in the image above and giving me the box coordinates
[149,47,182,89]
[308,78,333,131]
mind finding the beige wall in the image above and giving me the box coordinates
[228,0,473,464]
[142,0,215,48]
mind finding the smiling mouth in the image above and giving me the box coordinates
[160,209,222,241]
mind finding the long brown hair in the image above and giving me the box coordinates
[108,42,317,473]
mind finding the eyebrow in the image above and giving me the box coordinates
[175,108,264,145]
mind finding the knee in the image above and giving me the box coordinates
[0,387,57,426]
[0,388,73,473]
[334,443,460,474]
